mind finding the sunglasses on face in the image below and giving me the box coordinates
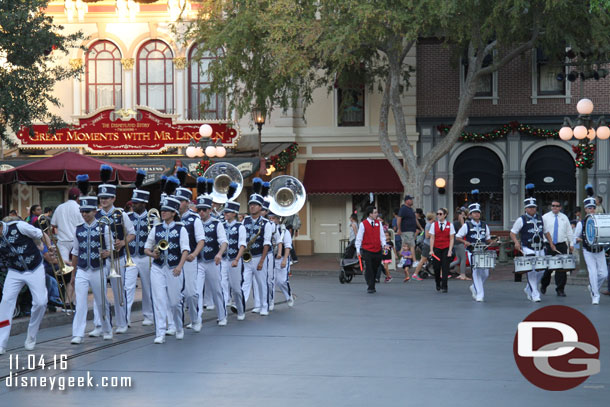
[436,212,444,216]
[551,205,561,207]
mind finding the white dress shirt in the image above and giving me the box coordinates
[51,200,84,242]
[542,211,573,245]
[428,221,456,236]
[455,221,490,240]
[355,218,387,254]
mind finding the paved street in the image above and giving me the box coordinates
[0,273,608,406]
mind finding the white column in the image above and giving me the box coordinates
[121,58,135,109]
[174,57,187,119]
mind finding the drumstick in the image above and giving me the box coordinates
[431,253,441,261]
[358,254,363,271]
[0,320,9,328]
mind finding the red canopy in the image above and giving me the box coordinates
[0,151,137,183]
[303,159,403,194]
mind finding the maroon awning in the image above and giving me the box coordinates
[303,159,403,194]
[0,151,137,183]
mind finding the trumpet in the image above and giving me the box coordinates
[37,215,73,313]
[154,239,170,253]
[112,208,136,268]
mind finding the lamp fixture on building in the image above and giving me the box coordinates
[252,107,266,158]
[435,177,446,195]
[558,98,610,141]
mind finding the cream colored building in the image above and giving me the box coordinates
[2,1,417,255]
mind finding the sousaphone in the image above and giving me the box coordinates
[203,162,243,204]
[268,175,306,217]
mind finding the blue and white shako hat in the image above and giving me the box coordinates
[523,183,537,208]
[98,164,116,198]
[468,189,481,213]
[249,177,270,206]
[131,169,150,203]
[262,199,270,211]
[196,176,213,209]
[223,201,240,214]
[584,184,596,208]
[174,167,192,202]
[77,174,98,211]
[160,176,180,207]
[161,196,181,213]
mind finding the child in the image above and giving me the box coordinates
[397,243,414,282]
[382,231,394,282]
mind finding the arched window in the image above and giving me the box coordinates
[85,40,122,112]
[137,40,174,113]
[453,147,504,224]
[188,45,225,120]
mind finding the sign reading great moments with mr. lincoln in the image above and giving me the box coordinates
[16,107,239,154]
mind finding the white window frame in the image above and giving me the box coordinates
[459,53,498,105]
[531,48,571,104]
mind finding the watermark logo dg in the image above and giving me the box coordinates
[513,305,600,391]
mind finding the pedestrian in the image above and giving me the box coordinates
[510,184,545,303]
[429,207,455,293]
[450,208,470,280]
[397,242,414,282]
[574,185,608,305]
[391,209,402,256]
[349,213,358,244]
[381,230,393,282]
[595,196,606,214]
[26,204,42,226]
[43,207,54,218]
[283,212,301,264]
[397,195,417,264]
[355,205,388,294]
[412,212,435,281]
[540,199,573,297]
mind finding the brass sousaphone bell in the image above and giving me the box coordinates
[203,162,243,204]
[268,175,307,217]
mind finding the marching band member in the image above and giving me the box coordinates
[69,179,113,344]
[199,178,216,312]
[125,169,155,326]
[268,212,294,309]
[90,165,135,336]
[221,200,247,320]
[0,211,51,354]
[261,198,275,311]
[541,199,573,297]
[510,183,545,303]
[574,185,608,305]
[242,178,274,315]
[175,168,205,332]
[196,178,229,325]
[144,188,190,344]
[455,190,492,302]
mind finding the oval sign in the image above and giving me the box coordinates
[544,176,554,183]
[470,178,480,184]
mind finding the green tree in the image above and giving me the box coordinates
[184,0,610,203]
[0,0,83,144]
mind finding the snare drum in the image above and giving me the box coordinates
[514,256,534,274]
[547,256,564,270]
[584,214,610,246]
[534,256,549,270]
[560,254,576,270]
[473,251,496,269]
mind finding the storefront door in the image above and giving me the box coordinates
[311,195,347,254]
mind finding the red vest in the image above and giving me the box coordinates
[362,219,382,252]
[433,221,451,249]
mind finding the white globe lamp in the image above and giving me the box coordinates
[576,98,594,115]
[558,127,573,141]
[573,125,588,140]
[199,124,213,138]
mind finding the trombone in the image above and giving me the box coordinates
[147,208,161,268]
[37,215,74,313]
[112,208,136,268]
[102,212,124,307]
[97,216,113,320]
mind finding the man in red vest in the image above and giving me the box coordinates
[355,206,388,293]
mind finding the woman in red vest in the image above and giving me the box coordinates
[428,207,455,293]
[355,206,388,294]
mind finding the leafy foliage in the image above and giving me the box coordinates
[0,0,83,144]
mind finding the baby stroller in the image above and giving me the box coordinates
[339,241,364,284]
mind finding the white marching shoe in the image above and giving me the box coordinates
[88,327,102,337]
[154,336,165,344]
[71,336,83,345]
[287,296,294,307]
[218,319,227,326]
[142,319,154,326]
[24,336,36,351]
[176,330,184,340]
[103,333,113,340]
[115,326,128,334]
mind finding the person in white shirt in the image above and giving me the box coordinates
[268,212,295,310]
[573,185,608,305]
[355,205,388,294]
[541,200,573,297]
[428,207,455,293]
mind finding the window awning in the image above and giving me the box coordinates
[525,146,575,193]
[453,147,503,193]
[303,159,403,194]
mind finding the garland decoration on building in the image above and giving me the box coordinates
[437,121,559,142]
[572,143,596,169]
[267,142,299,172]
[195,159,212,176]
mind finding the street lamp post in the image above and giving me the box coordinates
[252,108,266,159]
[559,98,609,273]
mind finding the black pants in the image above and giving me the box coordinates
[362,249,382,291]
[541,242,568,292]
[433,247,451,290]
